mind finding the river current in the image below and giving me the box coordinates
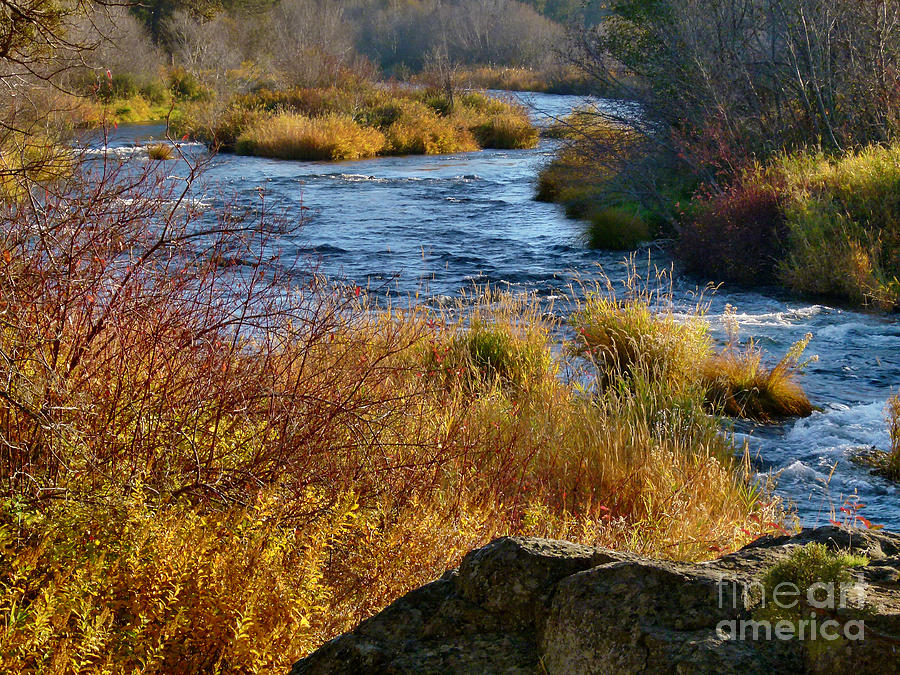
[92,91,900,529]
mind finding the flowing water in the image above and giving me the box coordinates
[92,91,900,529]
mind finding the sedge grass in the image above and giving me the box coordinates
[235,113,386,161]
[146,143,174,160]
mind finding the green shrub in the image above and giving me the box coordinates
[168,67,209,102]
[756,542,869,648]
[585,207,650,249]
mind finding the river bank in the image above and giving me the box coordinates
[95,92,900,529]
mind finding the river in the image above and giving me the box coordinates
[90,91,900,530]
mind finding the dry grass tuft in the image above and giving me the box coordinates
[146,142,174,160]
[236,113,386,161]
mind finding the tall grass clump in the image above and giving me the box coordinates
[424,292,555,395]
[586,207,650,250]
[470,111,539,149]
[883,394,900,479]
[569,268,814,421]
[700,308,815,421]
[381,100,478,155]
[146,142,173,160]
[569,271,712,388]
[177,85,538,160]
[236,113,386,161]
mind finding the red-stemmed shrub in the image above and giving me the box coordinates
[678,178,787,286]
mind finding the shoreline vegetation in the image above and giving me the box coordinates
[3,0,899,672]
[174,83,540,160]
[535,0,900,313]
[0,158,794,668]
[539,110,900,312]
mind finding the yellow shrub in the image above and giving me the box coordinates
[236,113,386,161]
[384,101,478,155]
[0,491,359,674]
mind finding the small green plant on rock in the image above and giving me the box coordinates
[755,543,869,655]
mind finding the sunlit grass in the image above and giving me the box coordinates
[382,100,478,155]
[146,143,174,160]
[768,144,900,310]
[236,113,386,161]
[470,111,539,149]
[177,85,538,160]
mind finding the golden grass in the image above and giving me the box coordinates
[383,100,478,155]
[569,271,712,388]
[146,143,174,160]
[469,111,539,149]
[235,113,386,161]
[415,65,591,94]
[178,85,538,160]
[570,273,815,421]
[700,342,815,422]
[767,145,900,309]
[885,394,900,479]
[0,277,788,672]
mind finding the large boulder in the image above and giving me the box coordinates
[290,527,900,674]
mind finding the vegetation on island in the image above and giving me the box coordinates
[38,0,597,131]
[175,85,539,160]
[539,0,900,311]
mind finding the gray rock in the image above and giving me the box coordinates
[290,527,900,674]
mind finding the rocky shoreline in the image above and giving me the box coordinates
[291,527,900,674]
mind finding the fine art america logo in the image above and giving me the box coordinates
[715,575,867,642]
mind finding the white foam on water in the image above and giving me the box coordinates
[113,196,211,211]
[708,304,831,329]
[786,400,891,453]
[781,459,827,482]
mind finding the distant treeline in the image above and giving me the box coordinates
[91,0,596,90]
